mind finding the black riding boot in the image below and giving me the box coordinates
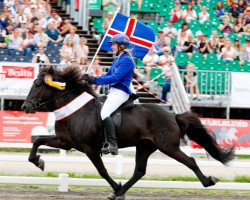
[101,117,118,155]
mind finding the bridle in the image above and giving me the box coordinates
[24,68,81,111]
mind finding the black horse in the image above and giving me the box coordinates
[22,66,235,200]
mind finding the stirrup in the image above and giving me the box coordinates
[101,142,118,155]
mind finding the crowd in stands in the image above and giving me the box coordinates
[0,0,98,73]
[132,0,250,101]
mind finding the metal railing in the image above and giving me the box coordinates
[179,70,231,101]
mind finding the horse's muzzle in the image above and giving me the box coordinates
[22,101,36,114]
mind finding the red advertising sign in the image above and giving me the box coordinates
[2,66,35,79]
[0,111,49,143]
[191,118,250,149]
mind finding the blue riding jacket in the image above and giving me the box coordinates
[94,52,135,95]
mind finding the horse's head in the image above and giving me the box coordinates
[22,66,97,114]
[21,66,66,113]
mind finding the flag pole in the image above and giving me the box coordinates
[86,7,121,74]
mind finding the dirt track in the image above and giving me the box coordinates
[0,188,250,200]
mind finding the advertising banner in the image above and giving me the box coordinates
[231,72,250,107]
[191,118,250,149]
[0,111,55,143]
[0,63,39,97]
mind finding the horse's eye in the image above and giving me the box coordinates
[34,79,42,87]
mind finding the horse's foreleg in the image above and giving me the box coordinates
[118,142,156,196]
[29,136,71,171]
[162,148,219,187]
[85,147,122,199]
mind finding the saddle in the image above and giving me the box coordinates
[95,95,135,129]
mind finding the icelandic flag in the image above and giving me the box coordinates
[101,13,155,59]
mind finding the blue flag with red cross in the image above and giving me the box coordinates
[100,13,155,59]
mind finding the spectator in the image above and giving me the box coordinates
[222,39,237,61]
[244,7,250,25]
[0,32,7,48]
[194,30,203,48]
[219,15,234,35]
[161,54,173,101]
[233,39,241,56]
[79,56,88,72]
[22,30,38,56]
[183,33,197,58]
[63,27,80,46]
[216,1,226,19]
[45,22,63,44]
[34,26,49,47]
[208,30,219,53]
[216,35,225,59]
[198,6,210,24]
[198,34,212,58]
[163,20,178,45]
[32,46,50,66]
[142,46,159,80]
[59,52,71,71]
[47,10,62,28]
[7,28,23,55]
[245,39,250,54]
[229,1,241,21]
[103,11,113,34]
[92,56,103,76]
[176,30,187,53]
[2,23,14,37]
[177,22,192,38]
[59,18,73,36]
[182,3,197,23]
[75,37,89,63]
[184,63,201,101]
[92,56,103,94]
[37,12,47,29]
[27,17,40,34]
[0,13,9,30]
[170,1,183,23]
[16,6,28,25]
[238,0,247,12]
[60,38,76,60]
[102,0,118,13]
[158,46,175,68]
[244,23,250,34]
[239,44,250,65]
[154,29,169,55]
[234,17,246,36]
[18,21,28,39]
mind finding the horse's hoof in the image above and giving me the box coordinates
[210,176,219,185]
[38,159,45,171]
[115,195,125,200]
[107,193,116,200]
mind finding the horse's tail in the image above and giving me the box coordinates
[175,112,235,165]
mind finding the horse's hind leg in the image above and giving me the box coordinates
[160,147,219,187]
[29,136,71,171]
[116,141,156,197]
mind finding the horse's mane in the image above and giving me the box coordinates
[50,66,98,97]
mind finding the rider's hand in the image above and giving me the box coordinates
[82,74,97,83]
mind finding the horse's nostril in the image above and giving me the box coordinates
[22,105,27,110]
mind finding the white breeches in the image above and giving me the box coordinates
[101,87,130,120]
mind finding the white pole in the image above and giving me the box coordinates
[86,7,121,74]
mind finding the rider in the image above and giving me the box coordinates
[86,34,136,155]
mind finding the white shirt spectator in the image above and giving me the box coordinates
[198,12,210,24]
[222,46,237,61]
[158,54,174,68]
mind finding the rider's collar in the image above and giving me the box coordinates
[54,92,94,121]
